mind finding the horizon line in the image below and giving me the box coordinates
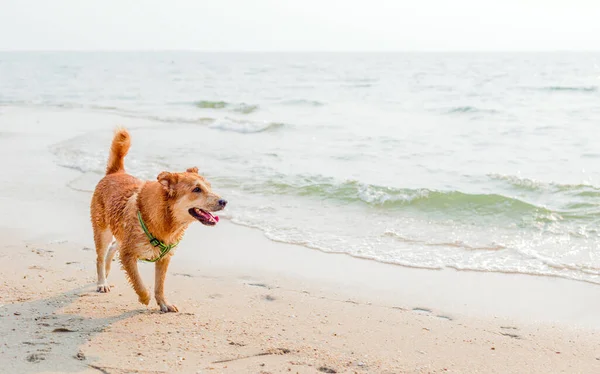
[1,49,599,53]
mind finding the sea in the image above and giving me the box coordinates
[2,51,600,284]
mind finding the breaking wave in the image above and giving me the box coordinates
[194,100,260,114]
[488,173,600,196]
[234,175,563,220]
[208,118,285,133]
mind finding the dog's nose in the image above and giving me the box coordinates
[218,199,228,207]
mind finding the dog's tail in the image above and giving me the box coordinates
[105,127,131,175]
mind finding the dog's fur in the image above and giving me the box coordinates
[90,128,225,312]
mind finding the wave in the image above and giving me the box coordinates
[487,173,546,191]
[488,173,600,195]
[279,99,325,107]
[3,100,225,126]
[225,217,444,271]
[445,106,499,115]
[383,230,505,251]
[134,115,216,125]
[227,210,600,284]
[136,115,286,133]
[233,104,260,114]
[194,100,227,109]
[208,118,285,134]
[194,100,260,114]
[237,175,557,218]
[538,86,598,93]
[0,100,136,115]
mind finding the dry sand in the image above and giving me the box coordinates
[1,227,599,374]
[1,107,600,373]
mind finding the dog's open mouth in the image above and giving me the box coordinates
[189,208,219,226]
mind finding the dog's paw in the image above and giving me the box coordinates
[138,290,151,305]
[97,283,111,293]
[159,303,179,313]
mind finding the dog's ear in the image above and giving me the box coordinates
[186,167,198,174]
[157,172,178,197]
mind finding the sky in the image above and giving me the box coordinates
[0,0,599,51]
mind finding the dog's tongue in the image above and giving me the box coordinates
[203,210,219,223]
[195,208,219,223]
[203,211,218,223]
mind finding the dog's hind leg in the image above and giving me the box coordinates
[104,240,119,278]
[94,228,113,293]
[120,249,151,305]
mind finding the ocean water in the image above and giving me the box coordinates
[2,51,600,283]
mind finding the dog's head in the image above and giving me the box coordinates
[158,167,226,226]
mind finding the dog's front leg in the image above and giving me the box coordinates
[155,255,178,312]
[120,251,151,305]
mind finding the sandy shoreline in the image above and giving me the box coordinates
[1,107,600,373]
[2,227,600,373]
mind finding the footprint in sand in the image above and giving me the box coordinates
[173,273,195,278]
[247,282,271,289]
[412,307,432,314]
[412,307,454,321]
[499,327,521,339]
[26,353,45,363]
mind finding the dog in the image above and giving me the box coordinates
[90,128,226,312]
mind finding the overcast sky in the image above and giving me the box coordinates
[0,0,599,51]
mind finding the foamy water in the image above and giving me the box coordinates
[2,51,600,283]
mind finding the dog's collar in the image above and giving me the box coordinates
[137,210,178,262]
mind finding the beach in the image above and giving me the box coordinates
[1,107,600,373]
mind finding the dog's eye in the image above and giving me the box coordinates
[192,187,202,193]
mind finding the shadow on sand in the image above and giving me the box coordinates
[0,285,151,373]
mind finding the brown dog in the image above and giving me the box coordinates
[90,128,226,312]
